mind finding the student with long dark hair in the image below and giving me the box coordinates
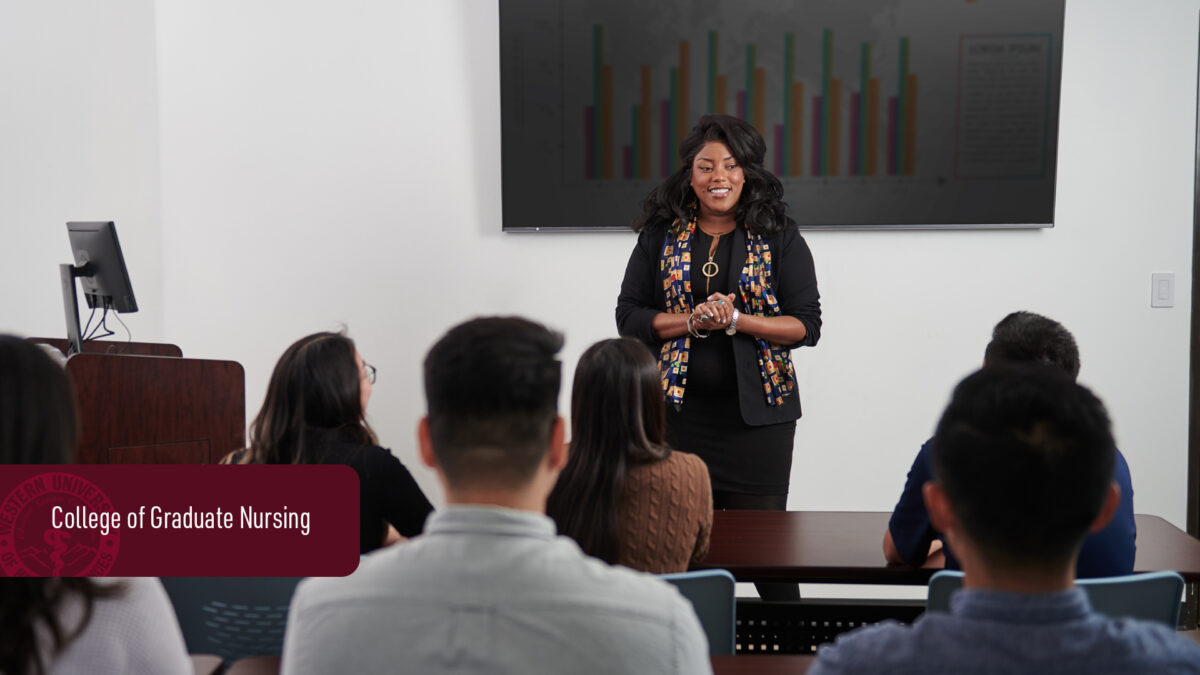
[0,335,191,675]
[225,331,433,553]
[547,338,711,573]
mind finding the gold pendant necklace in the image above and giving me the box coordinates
[702,233,721,296]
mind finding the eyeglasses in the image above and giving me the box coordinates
[362,362,377,385]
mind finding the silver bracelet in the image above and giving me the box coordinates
[687,314,710,339]
[725,309,740,336]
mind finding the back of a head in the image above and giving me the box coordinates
[932,366,1116,569]
[0,335,77,464]
[423,317,563,489]
[0,337,111,675]
[984,311,1081,380]
[569,337,666,464]
[249,331,372,463]
[548,337,666,563]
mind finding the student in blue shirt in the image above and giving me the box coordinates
[814,367,1200,675]
[883,312,1136,576]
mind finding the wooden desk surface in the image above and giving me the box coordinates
[712,653,815,674]
[701,511,1200,584]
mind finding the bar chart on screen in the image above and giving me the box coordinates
[500,0,1064,230]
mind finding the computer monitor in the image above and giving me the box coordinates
[61,221,138,355]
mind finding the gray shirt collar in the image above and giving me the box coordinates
[424,505,558,540]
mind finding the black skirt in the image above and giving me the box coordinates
[666,392,796,496]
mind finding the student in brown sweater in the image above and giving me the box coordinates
[547,338,712,574]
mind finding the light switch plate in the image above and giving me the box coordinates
[1152,272,1175,308]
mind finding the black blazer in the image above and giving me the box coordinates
[615,221,821,425]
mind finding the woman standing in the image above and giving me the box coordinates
[547,337,711,574]
[616,114,821,595]
[225,332,433,554]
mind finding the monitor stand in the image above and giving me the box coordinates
[60,262,91,356]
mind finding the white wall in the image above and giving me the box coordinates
[0,0,164,342]
[5,0,1191,527]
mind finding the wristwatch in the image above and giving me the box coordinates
[725,309,740,336]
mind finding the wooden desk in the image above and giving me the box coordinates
[701,511,1200,584]
[712,653,814,674]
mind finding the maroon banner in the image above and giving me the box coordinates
[0,465,359,577]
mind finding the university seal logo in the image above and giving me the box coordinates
[0,472,119,576]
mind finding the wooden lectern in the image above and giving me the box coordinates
[29,338,245,464]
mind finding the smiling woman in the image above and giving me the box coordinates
[615,114,822,600]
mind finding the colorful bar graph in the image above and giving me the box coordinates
[581,23,918,182]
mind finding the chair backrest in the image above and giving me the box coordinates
[658,569,737,655]
[160,577,304,663]
[927,570,1184,627]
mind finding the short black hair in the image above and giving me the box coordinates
[423,317,563,488]
[984,311,1081,380]
[932,366,1116,568]
[0,336,77,464]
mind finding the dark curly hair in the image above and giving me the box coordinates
[632,113,790,235]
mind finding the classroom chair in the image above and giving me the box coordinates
[161,577,304,663]
[659,569,737,655]
[927,570,1185,627]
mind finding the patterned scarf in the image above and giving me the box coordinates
[659,217,796,408]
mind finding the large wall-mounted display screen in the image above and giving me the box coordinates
[500,0,1065,230]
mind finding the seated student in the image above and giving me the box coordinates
[0,335,191,675]
[884,312,1136,577]
[813,367,1200,674]
[281,317,710,675]
[547,337,712,574]
[224,331,432,554]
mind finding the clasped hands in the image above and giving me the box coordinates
[692,292,737,330]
